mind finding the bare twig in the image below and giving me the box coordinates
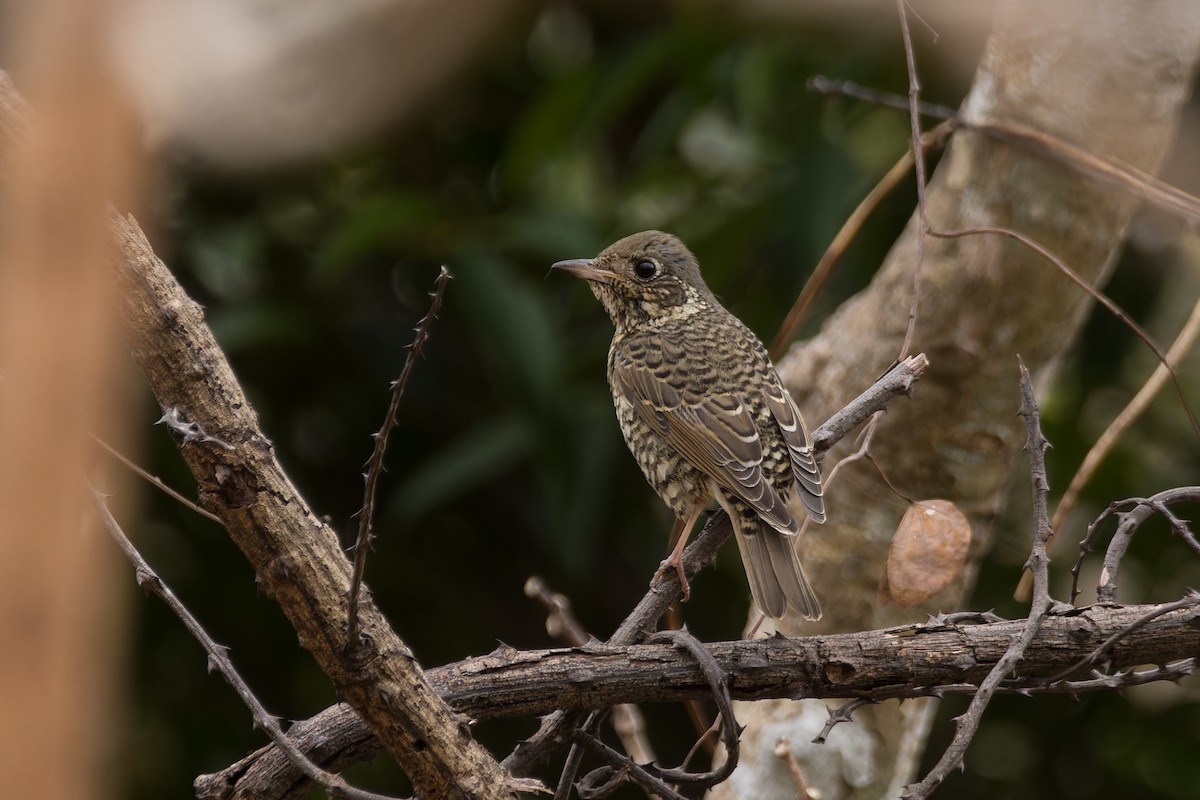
[90,433,223,525]
[809,355,927,454]
[903,360,1056,799]
[775,738,819,799]
[524,575,595,647]
[93,488,399,800]
[767,122,954,358]
[813,698,874,745]
[807,75,957,119]
[680,716,723,775]
[347,265,452,648]
[572,732,689,800]
[555,713,603,800]
[896,0,930,360]
[819,412,882,497]
[645,628,739,786]
[1096,488,1200,604]
[1070,500,1125,603]
[1056,298,1200,530]
[973,118,1200,226]
[565,628,740,800]
[1071,489,1200,603]
[957,661,1198,698]
[807,75,1200,228]
[931,225,1200,440]
[555,628,739,796]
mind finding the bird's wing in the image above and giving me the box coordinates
[613,348,797,534]
[761,376,826,523]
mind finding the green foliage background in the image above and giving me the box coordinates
[121,5,1200,799]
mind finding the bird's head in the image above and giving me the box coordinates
[553,230,716,332]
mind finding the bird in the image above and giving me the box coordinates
[553,230,826,619]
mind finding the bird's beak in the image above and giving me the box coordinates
[551,258,617,284]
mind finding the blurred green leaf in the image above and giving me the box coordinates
[394,414,530,519]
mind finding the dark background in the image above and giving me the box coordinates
[117,4,1200,798]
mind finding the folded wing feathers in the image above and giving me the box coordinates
[763,380,826,524]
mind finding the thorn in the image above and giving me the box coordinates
[134,568,156,590]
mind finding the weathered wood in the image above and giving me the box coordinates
[197,601,1200,800]
[114,213,520,800]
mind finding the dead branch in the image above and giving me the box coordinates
[94,488,399,800]
[347,265,452,647]
[196,598,1200,799]
[1068,487,1200,604]
[902,360,1055,798]
[114,212,522,800]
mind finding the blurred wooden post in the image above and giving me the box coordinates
[0,1,142,797]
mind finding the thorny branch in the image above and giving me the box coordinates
[1048,592,1200,683]
[347,265,452,649]
[197,599,1200,799]
[1070,487,1200,605]
[93,489,398,800]
[903,360,1056,799]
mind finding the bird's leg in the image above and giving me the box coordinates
[656,501,704,601]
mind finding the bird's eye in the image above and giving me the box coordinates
[634,260,657,279]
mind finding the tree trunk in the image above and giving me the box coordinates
[713,1,1200,797]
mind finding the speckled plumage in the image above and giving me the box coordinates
[554,231,826,619]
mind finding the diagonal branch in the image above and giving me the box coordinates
[94,488,399,800]
[347,265,452,647]
[113,212,522,800]
[903,359,1056,799]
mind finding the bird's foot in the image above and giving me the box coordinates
[655,553,690,602]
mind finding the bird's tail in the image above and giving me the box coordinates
[733,522,821,620]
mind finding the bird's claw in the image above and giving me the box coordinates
[655,554,690,602]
